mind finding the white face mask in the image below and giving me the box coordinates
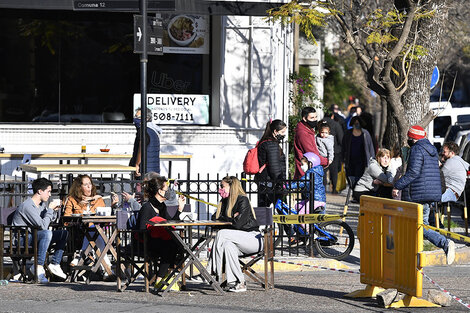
[301,164,309,172]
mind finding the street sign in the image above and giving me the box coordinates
[73,0,175,11]
[134,15,164,55]
[430,66,439,89]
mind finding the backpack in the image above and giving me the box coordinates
[243,141,267,175]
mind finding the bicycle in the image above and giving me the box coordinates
[274,199,355,260]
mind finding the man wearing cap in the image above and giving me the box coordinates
[392,125,456,265]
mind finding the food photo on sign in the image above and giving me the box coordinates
[162,14,209,54]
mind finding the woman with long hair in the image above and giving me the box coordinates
[255,119,287,207]
[209,176,261,292]
[135,175,185,290]
[64,175,113,277]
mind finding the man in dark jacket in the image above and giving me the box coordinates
[393,125,456,265]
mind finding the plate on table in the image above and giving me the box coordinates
[71,214,81,217]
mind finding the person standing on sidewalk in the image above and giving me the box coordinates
[293,107,328,180]
[12,178,68,283]
[392,125,456,265]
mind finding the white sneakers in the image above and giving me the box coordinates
[48,264,67,280]
[227,281,247,293]
[29,265,48,284]
[29,264,67,282]
[446,240,456,265]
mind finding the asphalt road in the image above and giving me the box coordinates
[0,265,469,313]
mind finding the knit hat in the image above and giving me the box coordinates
[407,125,426,140]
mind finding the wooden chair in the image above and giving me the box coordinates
[115,209,154,292]
[239,206,274,290]
[0,206,39,283]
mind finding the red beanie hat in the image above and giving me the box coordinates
[407,125,426,140]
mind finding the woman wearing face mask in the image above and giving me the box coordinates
[136,175,186,290]
[209,176,261,292]
[342,116,375,189]
[255,119,288,207]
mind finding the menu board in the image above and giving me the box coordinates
[162,14,210,54]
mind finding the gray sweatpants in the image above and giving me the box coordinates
[209,229,263,284]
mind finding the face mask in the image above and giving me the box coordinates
[218,188,229,199]
[301,164,309,172]
[407,139,416,147]
[275,134,285,141]
[353,123,361,130]
[159,189,173,200]
[133,118,141,128]
[306,120,317,129]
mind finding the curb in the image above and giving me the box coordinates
[424,246,470,266]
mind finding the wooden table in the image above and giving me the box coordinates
[0,153,131,164]
[20,164,135,176]
[63,215,121,283]
[147,220,231,295]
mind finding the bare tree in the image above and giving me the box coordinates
[268,0,450,146]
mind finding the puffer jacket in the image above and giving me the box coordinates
[394,139,441,203]
[255,139,286,182]
[286,165,326,203]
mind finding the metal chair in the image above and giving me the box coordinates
[239,206,274,290]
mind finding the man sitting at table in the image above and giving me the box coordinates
[12,178,68,283]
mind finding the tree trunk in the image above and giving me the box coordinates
[401,0,449,128]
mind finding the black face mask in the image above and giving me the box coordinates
[275,134,285,141]
[306,120,317,129]
[407,139,416,147]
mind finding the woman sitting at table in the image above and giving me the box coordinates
[64,174,115,277]
[209,176,262,293]
[136,175,185,290]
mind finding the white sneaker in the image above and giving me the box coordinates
[30,265,48,283]
[446,240,455,265]
[227,281,247,293]
[48,264,67,280]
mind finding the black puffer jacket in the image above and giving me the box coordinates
[255,139,286,182]
[215,195,259,232]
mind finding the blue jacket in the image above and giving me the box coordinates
[287,165,326,203]
[394,138,441,203]
[146,125,161,174]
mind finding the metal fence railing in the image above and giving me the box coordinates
[1,172,319,257]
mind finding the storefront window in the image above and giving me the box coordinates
[0,10,211,124]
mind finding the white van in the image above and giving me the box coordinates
[428,101,470,151]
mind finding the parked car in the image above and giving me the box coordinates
[428,102,470,151]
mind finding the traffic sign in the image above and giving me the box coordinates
[430,66,439,89]
[73,0,175,11]
[134,15,163,55]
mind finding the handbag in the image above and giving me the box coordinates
[336,163,347,192]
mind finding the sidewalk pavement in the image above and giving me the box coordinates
[250,189,470,273]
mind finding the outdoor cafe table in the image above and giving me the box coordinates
[62,215,122,282]
[147,219,232,295]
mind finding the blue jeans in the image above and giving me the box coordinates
[27,229,68,266]
[441,188,457,203]
[422,203,448,251]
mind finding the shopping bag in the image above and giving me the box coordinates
[336,163,347,192]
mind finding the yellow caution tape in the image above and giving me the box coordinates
[175,191,218,208]
[274,213,342,224]
[422,224,470,244]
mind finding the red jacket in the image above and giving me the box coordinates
[294,121,328,179]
